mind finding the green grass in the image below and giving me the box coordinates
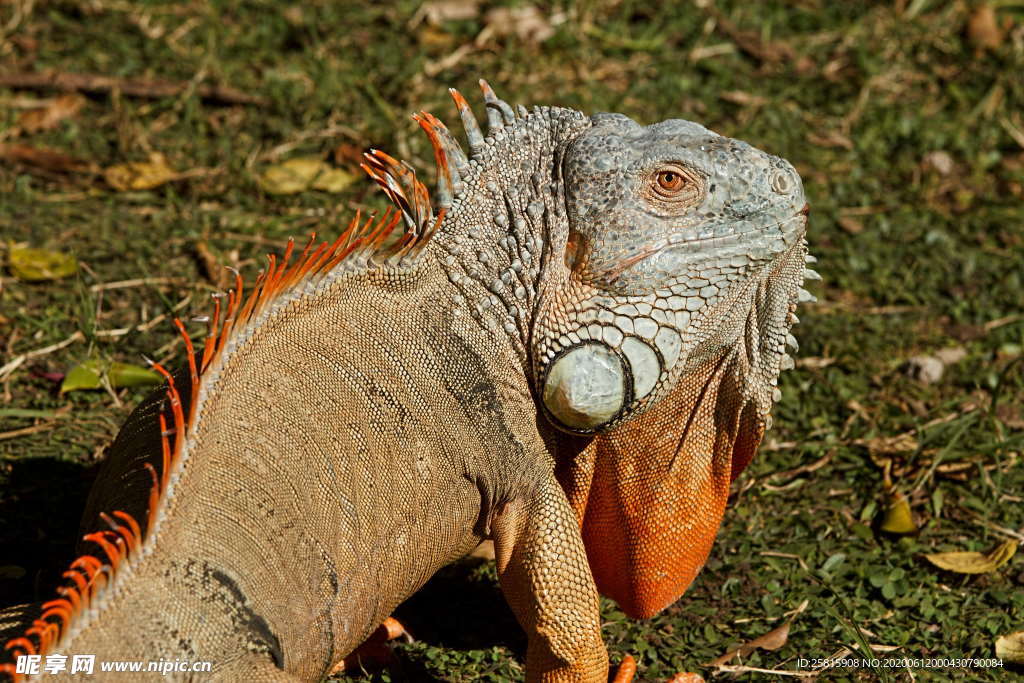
[2,1,1023,680]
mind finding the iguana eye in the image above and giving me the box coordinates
[655,170,685,194]
[643,164,704,209]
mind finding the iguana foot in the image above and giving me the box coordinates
[330,617,412,675]
[610,655,704,683]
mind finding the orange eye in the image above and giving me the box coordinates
[644,164,704,210]
[656,170,686,193]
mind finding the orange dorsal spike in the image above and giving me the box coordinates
[82,532,121,571]
[56,585,81,613]
[201,295,222,372]
[113,511,142,546]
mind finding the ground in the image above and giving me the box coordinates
[1,1,1022,681]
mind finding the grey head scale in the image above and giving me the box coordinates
[364,83,814,437]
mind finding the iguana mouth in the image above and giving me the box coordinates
[589,208,810,285]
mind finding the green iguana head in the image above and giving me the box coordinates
[537,112,809,434]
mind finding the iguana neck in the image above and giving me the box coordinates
[431,106,590,369]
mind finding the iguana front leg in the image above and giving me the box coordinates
[491,475,608,682]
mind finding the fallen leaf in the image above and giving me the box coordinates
[719,90,767,107]
[854,433,919,455]
[796,356,835,368]
[60,359,163,393]
[708,620,791,666]
[925,540,1018,575]
[256,157,356,195]
[807,130,854,150]
[967,4,1003,52]
[879,488,917,535]
[16,93,86,134]
[934,347,967,365]
[996,631,1024,664]
[105,152,179,191]
[923,150,954,176]
[0,143,95,173]
[837,216,864,234]
[904,349,965,385]
[8,244,77,281]
[333,142,366,167]
[905,354,945,384]
[484,5,555,43]
[416,0,481,26]
[194,240,230,289]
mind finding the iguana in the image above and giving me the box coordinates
[0,81,813,681]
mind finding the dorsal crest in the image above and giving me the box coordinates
[361,80,528,234]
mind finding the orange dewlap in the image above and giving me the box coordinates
[557,354,765,619]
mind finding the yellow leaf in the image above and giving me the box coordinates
[925,540,1018,575]
[996,631,1024,664]
[257,157,354,195]
[879,489,917,535]
[8,244,77,281]
[311,167,356,193]
[61,359,163,393]
[105,152,179,191]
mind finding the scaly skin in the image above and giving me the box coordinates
[0,82,812,682]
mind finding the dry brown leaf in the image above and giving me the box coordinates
[796,356,835,369]
[105,152,179,191]
[708,621,791,667]
[417,0,481,26]
[0,143,95,173]
[995,631,1024,663]
[484,5,555,43]
[16,93,86,134]
[333,143,366,168]
[968,4,1003,51]
[808,130,854,150]
[854,433,919,455]
[837,216,864,234]
[719,90,767,107]
[194,240,230,290]
[925,540,1018,574]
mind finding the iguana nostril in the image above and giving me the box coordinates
[543,343,625,430]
